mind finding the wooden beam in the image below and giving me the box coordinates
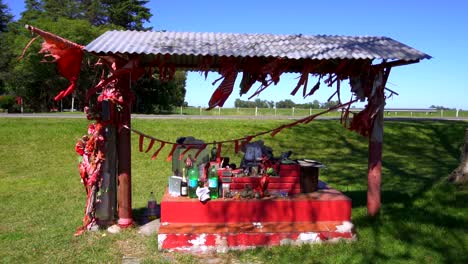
[373,59,420,69]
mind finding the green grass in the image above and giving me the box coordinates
[0,118,467,263]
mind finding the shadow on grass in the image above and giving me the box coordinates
[229,120,467,263]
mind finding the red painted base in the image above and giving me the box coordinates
[158,181,355,252]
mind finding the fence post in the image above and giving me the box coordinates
[292,107,295,117]
[199,106,202,115]
[255,107,258,116]
[274,107,277,116]
[218,107,221,115]
[456,109,459,118]
[237,107,239,113]
[441,109,444,118]
[180,106,183,115]
[310,108,312,116]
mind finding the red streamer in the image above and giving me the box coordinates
[234,140,240,154]
[166,144,179,161]
[145,139,155,153]
[216,142,222,161]
[151,142,166,160]
[179,146,193,160]
[194,144,207,160]
[138,134,144,152]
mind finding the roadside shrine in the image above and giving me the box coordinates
[20,25,430,252]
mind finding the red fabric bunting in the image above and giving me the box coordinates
[166,144,179,161]
[194,144,207,160]
[145,139,155,153]
[138,134,144,152]
[216,142,222,162]
[22,25,84,102]
[151,142,166,160]
[179,146,193,160]
[234,140,240,154]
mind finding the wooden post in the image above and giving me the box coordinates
[95,100,117,226]
[117,75,133,227]
[368,107,383,216]
[367,67,390,216]
[463,128,468,176]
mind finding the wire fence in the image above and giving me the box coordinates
[172,107,468,118]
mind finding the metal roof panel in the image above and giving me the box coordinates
[85,30,431,61]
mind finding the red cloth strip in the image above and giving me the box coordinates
[138,134,144,152]
[216,142,222,161]
[194,144,207,160]
[145,139,155,153]
[166,144,179,161]
[234,140,240,154]
[179,146,193,160]
[151,142,166,160]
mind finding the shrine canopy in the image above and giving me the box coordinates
[84,31,431,109]
[84,31,431,71]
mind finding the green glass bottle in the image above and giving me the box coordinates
[208,165,219,199]
[187,166,199,198]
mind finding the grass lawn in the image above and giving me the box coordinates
[0,118,467,263]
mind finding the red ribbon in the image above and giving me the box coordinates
[234,140,240,154]
[216,142,222,161]
[194,144,207,160]
[138,135,144,152]
[179,146,193,160]
[145,139,155,153]
[166,144,179,161]
[151,142,166,160]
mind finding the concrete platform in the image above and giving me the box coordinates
[158,181,355,252]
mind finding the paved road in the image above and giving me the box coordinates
[1,113,467,121]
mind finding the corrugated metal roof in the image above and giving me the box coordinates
[85,30,431,61]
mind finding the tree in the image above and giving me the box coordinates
[0,0,13,32]
[134,71,187,114]
[80,0,108,26]
[234,98,273,108]
[0,0,13,94]
[276,99,295,108]
[42,0,82,20]
[103,0,152,30]
[2,0,182,113]
[21,0,44,21]
[321,100,340,109]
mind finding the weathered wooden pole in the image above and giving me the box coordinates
[449,128,468,183]
[95,100,117,226]
[367,107,384,216]
[117,77,133,228]
[367,67,390,216]
[462,128,468,177]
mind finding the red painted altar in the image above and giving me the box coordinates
[158,162,355,252]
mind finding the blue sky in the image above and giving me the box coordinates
[5,0,468,109]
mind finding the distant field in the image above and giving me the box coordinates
[0,118,467,263]
[3,107,467,119]
[178,107,468,118]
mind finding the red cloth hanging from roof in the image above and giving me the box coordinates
[23,25,84,101]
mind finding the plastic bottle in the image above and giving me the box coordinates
[147,192,158,221]
[208,165,219,199]
[187,166,199,198]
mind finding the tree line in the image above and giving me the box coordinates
[0,0,186,113]
[234,98,340,109]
